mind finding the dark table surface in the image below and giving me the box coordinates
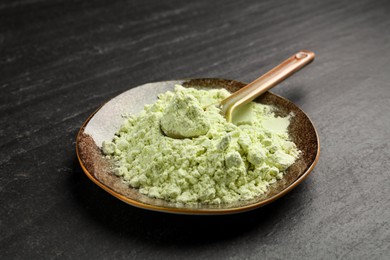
[1,0,389,259]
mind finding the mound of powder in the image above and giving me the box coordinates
[102,85,300,204]
[160,89,210,138]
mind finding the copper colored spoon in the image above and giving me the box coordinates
[221,50,315,122]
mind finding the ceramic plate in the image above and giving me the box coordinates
[76,78,320,214]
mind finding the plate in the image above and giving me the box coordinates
[76,78,320,214]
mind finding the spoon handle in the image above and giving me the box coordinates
[221,50,315,122]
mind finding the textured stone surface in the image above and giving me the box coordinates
[0,0,389,259]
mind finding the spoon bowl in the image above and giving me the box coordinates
[76,78,320,215]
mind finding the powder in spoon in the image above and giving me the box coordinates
[102,85,300,204]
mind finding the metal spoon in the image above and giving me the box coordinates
[162,50,315,139]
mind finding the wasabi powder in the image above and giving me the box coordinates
[102,85,300,204]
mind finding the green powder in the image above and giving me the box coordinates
[160,90,210,138]
[102,85,300,204]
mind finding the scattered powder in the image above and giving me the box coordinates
[102,85,300,204]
